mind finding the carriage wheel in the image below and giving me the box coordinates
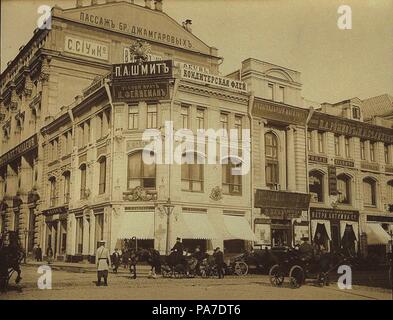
[269,264,285,287]
[234,262,249,276]
[289,265,304,289]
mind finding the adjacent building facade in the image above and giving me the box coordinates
[1,0,392,262]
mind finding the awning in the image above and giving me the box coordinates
[311,219,332,241]
[365,223,391,245]
[116,212,155,240]
[340,221,359,241]
[175,213,219,240]
[223,215,258,241]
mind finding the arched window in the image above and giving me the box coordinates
[80,164,87,199]
[309,171,324,203]
[222,157,242,195]
[49,176,57,207]
[363,177,377,207]
[181,152,204,192]
[98,157,107,194]
[127,151,156,189]
[337,174,351,204]
[63,171,71,204]
[265,132,279,188]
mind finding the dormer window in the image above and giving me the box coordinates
[352,106,361,120]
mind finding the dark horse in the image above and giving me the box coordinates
[0,231,24,293]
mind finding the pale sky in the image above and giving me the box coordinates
[1,0,392,103]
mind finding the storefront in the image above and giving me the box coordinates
[43,206,68,260]
[310,207,359,254]
[364,215,393,262]
[254,189,311,248]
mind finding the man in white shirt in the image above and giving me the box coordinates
[96,240,111,286]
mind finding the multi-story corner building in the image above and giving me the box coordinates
[1,0,255,261]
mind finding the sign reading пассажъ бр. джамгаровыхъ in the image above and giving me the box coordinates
[111,60,173,102]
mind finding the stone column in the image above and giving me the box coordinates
[388,145,393,165]
[286,125,296,192]
[259,119,267,188]
[56,220,61,258]
[89,211,96,256]
[82,211,90,260]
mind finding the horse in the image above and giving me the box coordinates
[0,231,24,293]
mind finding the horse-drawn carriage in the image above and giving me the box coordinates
[268,246,349,288]
[0,231,24,293]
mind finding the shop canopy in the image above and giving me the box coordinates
[365,223,391,245]
[117,212,155,240]
[207,214,258,241]
[176,213,219,240]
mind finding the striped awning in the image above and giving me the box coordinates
[365,223,391,245]
[176,213,219,240]
[208,214,258,241]
[117,212,155,240]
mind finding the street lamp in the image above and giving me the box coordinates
[161,198,175,255]
[23,228,29,264]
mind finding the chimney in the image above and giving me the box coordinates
[145,0,152,9]
[76,0,83,8]
[154,0,163,11]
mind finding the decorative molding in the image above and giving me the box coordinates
[210,186,223,201]
[123,186,157,202]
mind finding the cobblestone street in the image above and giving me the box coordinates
[1,265,391,300]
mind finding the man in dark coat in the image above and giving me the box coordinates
[298,237,314,262]
[111,248,121,273]
[171,237,184,265]
[35,244,43,262]
[213,247,225,279]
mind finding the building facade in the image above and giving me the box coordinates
[1,0,392,261]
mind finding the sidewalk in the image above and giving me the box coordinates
[24,260,152,274]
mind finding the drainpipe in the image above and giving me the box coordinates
[305,107,315,241]
[104,79,115,250]
[248,92,254,249]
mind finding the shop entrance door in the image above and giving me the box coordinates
[271,228,291,247]
[331,223,340,253]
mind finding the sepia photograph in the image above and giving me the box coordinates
[0,0,392,307]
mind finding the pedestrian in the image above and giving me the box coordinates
[111,248,121,273]
[213,247,225,279]
[35,244,43,262]
[171,237,184,265]
[96,240,111,286]
[46,245,53,265]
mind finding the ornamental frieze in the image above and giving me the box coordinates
[123,186,157,202]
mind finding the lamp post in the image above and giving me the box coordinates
[23,227,29,264]
[162,198,175,255]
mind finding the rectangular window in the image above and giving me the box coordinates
[75,217,83,254]
[99,158,106,194]
[266,162,279,188]
[317,132,324,153]
[128,105,139,129]
[64,173,70,204]
[234,115,242,140]
[334,135,340,156]
[50,179,57,207]
[384,144,390,164]
[222,163,242,195]
[147,104,157,129]
[352,107,361,120]
[127,152,156,189]
[307,131,312,152]
[344,137,350,158]
[277,86,284,103]
[80,165,87,199]
[84,120,90,146]
[97,112,103,139]
[78,124,84,148]
[197,108,205,130]
[94,214,104,249]
[370,142,375,162]
[360,140,366,160]
[268,83,274,100]
[181,105,189,129]
[220,113,228,134]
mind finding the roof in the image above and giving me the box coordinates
[362,94,393,120]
